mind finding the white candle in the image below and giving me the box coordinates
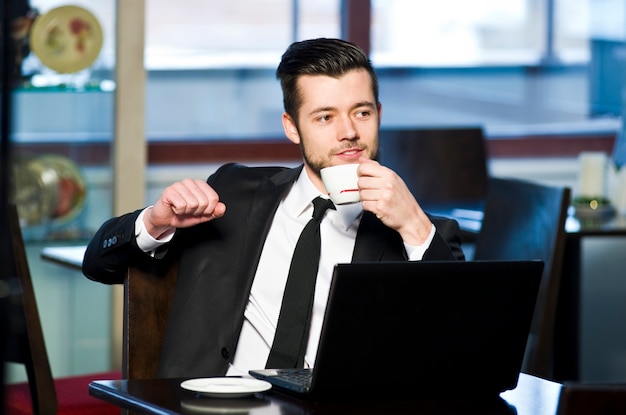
[578,152,607,198]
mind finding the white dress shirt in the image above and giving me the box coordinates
[134,168,435,376]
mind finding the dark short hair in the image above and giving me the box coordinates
[276,38,379,121]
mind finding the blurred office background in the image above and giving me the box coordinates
[6,0,626,385]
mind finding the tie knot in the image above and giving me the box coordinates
[312,197,335,220]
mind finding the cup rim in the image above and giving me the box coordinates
[320,163,360,173]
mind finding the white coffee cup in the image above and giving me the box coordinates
[320,164,361,205]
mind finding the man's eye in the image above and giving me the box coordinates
[318,115,331,123]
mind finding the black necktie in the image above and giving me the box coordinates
[266,196,336,369]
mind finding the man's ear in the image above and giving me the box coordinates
[282,112,301,144]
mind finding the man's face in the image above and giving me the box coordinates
[282,69,382,191]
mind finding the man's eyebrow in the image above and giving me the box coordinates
[353,101,377,109]
[308,106,335,116]
[308,101,376,117]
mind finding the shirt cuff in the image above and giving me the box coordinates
[135,207,174,252]
[404,223,436,261]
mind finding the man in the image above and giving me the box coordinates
[82,38,465,378]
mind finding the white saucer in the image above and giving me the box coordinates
[180,377,272,398]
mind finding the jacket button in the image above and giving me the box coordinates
[221,347,230,359]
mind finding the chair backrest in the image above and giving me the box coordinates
[3,204,58,415]
[473,177,571,380]
[378,127,489,211]
[557,383,626,415]
[123,262,177,379]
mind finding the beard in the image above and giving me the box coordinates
[296,129,379,179]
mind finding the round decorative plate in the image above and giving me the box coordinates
[12,154,87,226]
[29,5,103,73]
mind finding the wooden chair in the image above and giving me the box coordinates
[473,177,571,380]
[3,205,121,415]
[557,383,626,415]
[378,127,489,212]
[378,127,489,245]
[123,262,177,379]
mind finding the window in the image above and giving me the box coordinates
[370,0,592,66]
[30,0,340,70]
[27,0,608,69]
[145,0,339,69]
[17,0,626,143]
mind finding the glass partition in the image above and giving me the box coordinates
[7,0,115,383]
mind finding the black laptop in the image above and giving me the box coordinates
[250,260,543,400]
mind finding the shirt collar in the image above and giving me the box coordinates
[285,168,363,231]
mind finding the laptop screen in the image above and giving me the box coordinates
[253,260,543,399]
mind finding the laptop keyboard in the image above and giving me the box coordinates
[275,369,312,388]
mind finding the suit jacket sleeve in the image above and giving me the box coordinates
[82,209,174,285]
[81,162,281,286]
[424,216,466,261]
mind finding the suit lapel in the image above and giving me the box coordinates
[353,211,388,261]
[352,211,406,262]
[235,166,302,296]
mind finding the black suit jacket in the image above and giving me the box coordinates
[83,163,465,377]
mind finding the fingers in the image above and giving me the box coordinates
[356,157,418,224]
[357,159,395,204]
[149,179,225,232]
[166,179,220,217]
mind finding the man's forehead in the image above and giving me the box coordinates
[296,71,375,108]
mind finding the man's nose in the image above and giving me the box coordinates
[337,116,357,140]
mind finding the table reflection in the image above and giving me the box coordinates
[89,373,562,415]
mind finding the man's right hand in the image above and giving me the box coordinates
[144,178,226,240]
